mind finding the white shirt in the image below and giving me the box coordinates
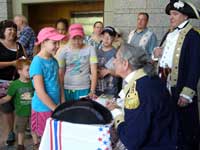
[159,20,189,68]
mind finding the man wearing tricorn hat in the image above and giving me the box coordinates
[153,0,200,149]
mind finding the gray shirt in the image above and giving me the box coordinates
[57,45,98,90]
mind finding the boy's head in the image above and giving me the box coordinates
[102,26,116,47]
[16,59,31,79]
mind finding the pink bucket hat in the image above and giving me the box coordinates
[68,24,84,39]
[35,27,66,45]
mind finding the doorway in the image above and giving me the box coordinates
[27,1,104,34]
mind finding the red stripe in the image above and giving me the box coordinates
[50,119,53,150]
[59,121,62,150]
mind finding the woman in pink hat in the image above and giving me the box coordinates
[57,23,98,101]
[29,27,66,149]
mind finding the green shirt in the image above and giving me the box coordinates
[7,79,33,117]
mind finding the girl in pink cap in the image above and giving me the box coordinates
[57,23,98,101]
[29,27,65,149]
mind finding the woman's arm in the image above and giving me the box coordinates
[0,95,12,104]
[0,61,16,69]
[33,75,57,111]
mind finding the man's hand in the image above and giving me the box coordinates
[106,100,118,111]
[177,96,189,107]
[88,92,98,100]
[153,47,163,58]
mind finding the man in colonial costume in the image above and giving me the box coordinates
[107,44,176,150]
[153,0,200,149]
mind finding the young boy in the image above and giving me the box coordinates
[0,59,34,150]
[96,26,121,97]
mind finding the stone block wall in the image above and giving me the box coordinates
[104,0,200,42]
[104,0,200,119]
[0,0,12,21]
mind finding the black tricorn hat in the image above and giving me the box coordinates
[52,98,112,124]
[165,0,200,19]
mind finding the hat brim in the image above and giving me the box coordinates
[165,1,200,19]
[101,30,116,37]
[52,98,112,124]
[35,33,66,45]
[48,33,66,41]
[69,32,84,39]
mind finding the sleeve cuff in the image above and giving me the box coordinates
[111,108,123,118]
[180,87,195,100]
[151,54,159,61]
[180,94,193,103]
[114,114,124,128]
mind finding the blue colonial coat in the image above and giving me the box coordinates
[170,26,200,149]
[115,70,177,150]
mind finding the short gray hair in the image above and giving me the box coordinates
[15,15,28,25]
[119,43,156,76]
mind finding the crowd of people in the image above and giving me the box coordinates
[0,0,200,150]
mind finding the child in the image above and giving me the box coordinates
[112,28,124,50]
[0,59,34,150]
[29,27,66,149]
[96,26,121,97]
[57,24,98,101]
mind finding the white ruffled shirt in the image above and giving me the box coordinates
[159,20,189,68]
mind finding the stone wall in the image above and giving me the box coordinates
[0,0,12,21]
[104,0,200,119]
[104,0,200,42]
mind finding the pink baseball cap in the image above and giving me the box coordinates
[68,24,84,39]
[35,27,66,45]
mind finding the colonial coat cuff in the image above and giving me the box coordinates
[181,87,195,99]
[114,114,124,129]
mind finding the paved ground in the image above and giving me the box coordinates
[0,111,33,150]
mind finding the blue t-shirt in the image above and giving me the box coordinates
[29,55,60,112]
